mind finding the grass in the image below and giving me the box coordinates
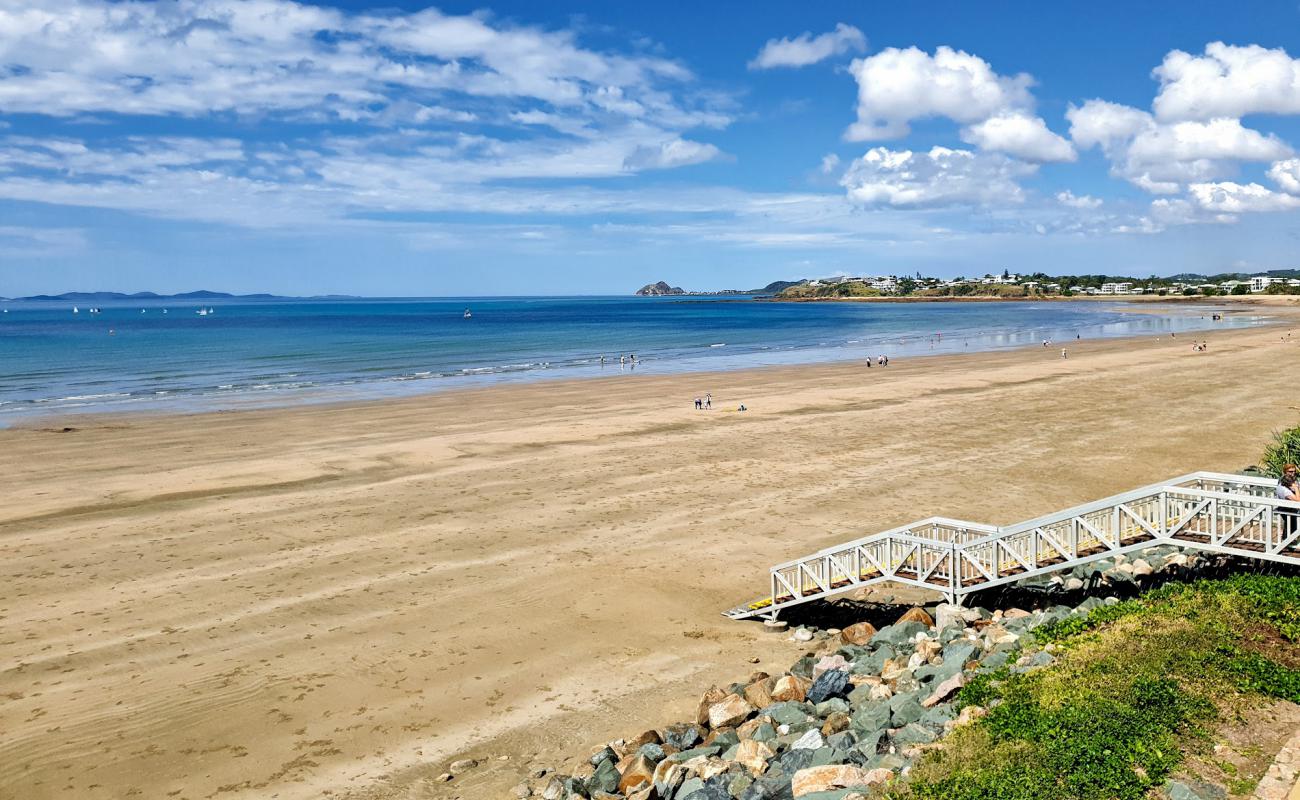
[884,575,1300,800]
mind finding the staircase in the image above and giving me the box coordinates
[725,472,1300,620]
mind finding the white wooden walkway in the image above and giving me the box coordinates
[726,472,1300,620]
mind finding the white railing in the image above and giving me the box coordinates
[727,472,1300,620]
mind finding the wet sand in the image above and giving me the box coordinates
[2,314,1298,799]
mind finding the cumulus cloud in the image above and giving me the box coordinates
[840,146,1035,207]
[1056,190,1102,209]
[748,23,866,70]
[844,46,1036,141]
[960,111,1075,162]
[1187,181,1300,213]
[1069,99,1291,193]
[1153,42,1300,121]
[1267,158,1300,194]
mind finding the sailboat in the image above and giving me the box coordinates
[463,308,472,319]
[196,308,208,316]
[73,306,79,314]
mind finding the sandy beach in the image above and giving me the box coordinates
[3,310,1299,800]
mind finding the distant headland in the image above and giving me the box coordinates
[633,280,798,296]
[2,290,361,302]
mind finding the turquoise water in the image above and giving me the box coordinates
[0,296,1259,423]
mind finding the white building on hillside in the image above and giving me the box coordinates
[1100,282,1132,294]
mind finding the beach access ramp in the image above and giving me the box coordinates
[725,471,1300,620]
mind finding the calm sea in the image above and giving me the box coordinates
[0,296,1261,424]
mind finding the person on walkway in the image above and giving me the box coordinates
[1278,465,1299,501]
[1279,465,1300,539]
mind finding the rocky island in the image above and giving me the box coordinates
[635,281,687,296]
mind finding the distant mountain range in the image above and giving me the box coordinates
[1,290,360,302]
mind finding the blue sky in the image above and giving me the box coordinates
[6,1,1300,295]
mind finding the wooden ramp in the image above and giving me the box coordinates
[725,472,1300,620]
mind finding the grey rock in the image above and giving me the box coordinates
[980,651,1011,670]
[677,777,706,799]
[807,669,851,704]
[888,694,924,727]
[776,747,816,774]
[892,722,938,746]
[853,727,885,757]
[920,704,956,727]
[680,775,732,800]
[814,697,850,717]
[1161,779,1227,800]
[809,746,847,767]
[740,771,794,800]
[826,731,856,751]
[662,723,703,750]
[589,746,617,768]
[790,655,818,679]
[638,742,666,763]
[866,753,908,771]
[1029,651,1055,668]
[751,723,777,743]
[711,731,741,751]
[850,702,891,735]
[762,702,813,727]
[728,773,755,799]
[870,622,926,649]
[852,645,895,675]
[791,729,824,750]
[586,758,619,795]
[667,746,722,763]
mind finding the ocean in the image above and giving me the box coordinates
[0,296,1261,424]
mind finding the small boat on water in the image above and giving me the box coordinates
[463,308,472,319]
[196,308,208,316]
[73,306,79,314]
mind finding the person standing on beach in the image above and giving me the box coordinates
[705,393,712,409]
[1061,348,1068,359]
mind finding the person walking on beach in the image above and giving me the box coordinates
[1061,348,1068,359]
[705,393,712,409]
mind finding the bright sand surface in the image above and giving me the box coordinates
[3,305,1299,800]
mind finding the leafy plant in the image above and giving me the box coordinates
[1261,424,1300,478]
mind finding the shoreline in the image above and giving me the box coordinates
[3,319,1300,800]
[1,297,1283,431]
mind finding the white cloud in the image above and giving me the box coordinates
[1187,181,1300,213]
[1056,190,1102,209]
[622,138,721,170]
[844,46,1035,141]
[0,0,718,131]
[1153,42,1300,121]
[1066,100,1152,152]
[748,23,866,70]
[840,146,1035,208]
[1267,158,1300,194]
[819,153,841,174]
[961,111,1075,162]
[1069,99,1291,193]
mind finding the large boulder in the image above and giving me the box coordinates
[922,673,966,708]
[698,686,729,726]
[734,739,774,776]
[896,607,934,627]
[771,675,809,703]
[840,622,878,646]
[806,670,851,704]
[744,678,777,710]
[618,754,656,795]
[871,622,926,649]
[709,694,755,729]
[790,765,880,797]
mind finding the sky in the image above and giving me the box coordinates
[7,1,1300,295]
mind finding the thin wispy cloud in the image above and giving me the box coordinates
[748,23,866,70]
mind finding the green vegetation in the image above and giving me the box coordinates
[778,281,883,299]
[1262,424,1300,478]
[888,576,1300,800]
